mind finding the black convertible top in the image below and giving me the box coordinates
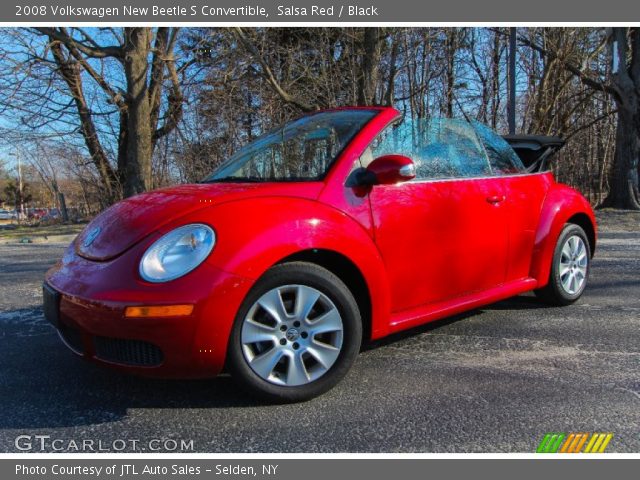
[502,134,565,150]
[501,135,565,172]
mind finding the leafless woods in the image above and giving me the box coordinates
[0,27,638,214]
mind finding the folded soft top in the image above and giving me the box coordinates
[502,134,565,150]
[502,134,565,172]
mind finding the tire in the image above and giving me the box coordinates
[226,262,362,403]
[535,223,591,306]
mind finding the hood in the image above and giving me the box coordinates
[75,182,323,261]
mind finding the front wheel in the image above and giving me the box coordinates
[535,223,591,305]
[226,262,362,403]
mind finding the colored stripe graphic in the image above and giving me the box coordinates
[584,433,599,453]
[536,434,552,453]
[597,434,613,453]
[584,433,614,453]
[591,433,606,453]
[559,433,575,453]
[537,433,613,453]
[572,433,589,453]
[536,433,565,453]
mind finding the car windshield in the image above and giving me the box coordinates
[203,110,378,183]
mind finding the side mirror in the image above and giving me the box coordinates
[361,154,416,186]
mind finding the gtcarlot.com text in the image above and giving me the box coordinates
[14,435,195,452]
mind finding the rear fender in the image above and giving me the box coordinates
[529,185,596,287]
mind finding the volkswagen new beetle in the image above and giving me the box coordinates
[44,107,596,402]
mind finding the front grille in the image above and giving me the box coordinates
[94,337,164,367]
[58,324,84,354]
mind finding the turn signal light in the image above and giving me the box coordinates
[125,304,194,318]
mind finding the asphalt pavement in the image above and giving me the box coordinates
[1,212,639,452]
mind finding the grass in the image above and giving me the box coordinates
[0,221,87,241]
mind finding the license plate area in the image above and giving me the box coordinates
[42,283,61,329]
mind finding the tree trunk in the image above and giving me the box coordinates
[358,28,380,106]
[58,192,69,222]
[30,28,187,201]
[48,41,118,202]
[490,30,501,128]
[602,104,640,209]
[601,28,640,210]
[383,37,399,106]
[122,28,153,197]
[445,29,457,117]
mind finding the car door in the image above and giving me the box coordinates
[366,119,509,313]
[473,123,554,281]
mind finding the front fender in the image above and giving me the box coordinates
[193,197,392,339]
[529,184,596,287]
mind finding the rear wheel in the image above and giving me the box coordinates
[535,223,591,305]
[227,262,362,403]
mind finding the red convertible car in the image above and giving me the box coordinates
[44,107,596,402]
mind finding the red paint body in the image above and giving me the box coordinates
[45,107,596,378]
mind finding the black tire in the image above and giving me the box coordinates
[535,223,591,306]
[226,261,362,403]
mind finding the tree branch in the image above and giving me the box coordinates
[63,41,126,109]
[233,27,314,112]
[34,27,123,59]
[151,27,184,142]
[517,32,621,103]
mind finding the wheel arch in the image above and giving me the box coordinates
[277,249,373,342]
[566,212,596,257]
[529,184,596,287]
[199,197,392,341]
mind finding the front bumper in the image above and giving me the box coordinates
[44,241,254,378]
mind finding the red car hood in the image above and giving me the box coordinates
[75,182,323,261]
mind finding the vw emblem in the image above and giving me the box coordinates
[83,227,101,248]
[285,328,300,342]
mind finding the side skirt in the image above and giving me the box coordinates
[383,278,538,336]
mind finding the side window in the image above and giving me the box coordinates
[369,119,491,180]
[472,121,525,174]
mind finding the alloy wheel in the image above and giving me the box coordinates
[558,235,588,295]
[241,284,344,386]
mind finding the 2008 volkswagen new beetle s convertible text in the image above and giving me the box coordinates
[43,107,596,402]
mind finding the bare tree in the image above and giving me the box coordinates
[0,27,631,212]
[604,28,640,209]
[519,27,639,209]
[0,27,196,200]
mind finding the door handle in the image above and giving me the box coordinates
[486,195,506,204]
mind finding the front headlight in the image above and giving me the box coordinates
[139,224,215,283]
